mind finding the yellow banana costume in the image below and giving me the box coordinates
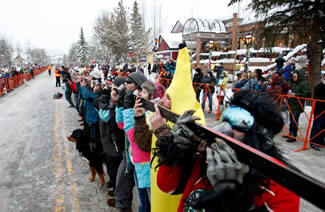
[151,43,206,211]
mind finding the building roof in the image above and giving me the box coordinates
[171,21,184,33]
[158,33,183,49]
[182,18,226,35]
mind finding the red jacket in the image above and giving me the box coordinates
[254,179,300,212]
[157,154,212,212]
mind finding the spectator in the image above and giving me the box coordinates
[107,77,135,211]
[242,72,258,92]
[152,61,158,77]
[310,73,325,150]
[193,68,203,101]
[115,71,151,212]
[147,63,151,75]
[61,68,75,108]
[275,54,285,74]
[284,60,295,81]
[80,72,101,145]
[233,72,248,89]
[94,83,125,198]
[55,67,61,87]
[214,62,224,83]
[158,66,172,88]
[165,59,176,75]
[286,69,311,142]
[274,72,290,94]
[265,74,283,100]
[201,71,216,113]
[216,71,228,107]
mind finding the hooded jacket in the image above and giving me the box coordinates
[96,90,125,157]
[80,86,99,124]
[266,74,282,99]
[288,69,311,113]
[217,71,229,89]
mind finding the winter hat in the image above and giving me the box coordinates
[113,77,126,87]
[128,71,147,90]
[89,70,101,79]
[141,80,157,100]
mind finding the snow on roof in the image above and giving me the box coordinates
[283,44,307,60]
[183,18,226,35]
[159,33,183,49]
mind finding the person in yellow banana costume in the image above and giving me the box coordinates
[150,43,206,211]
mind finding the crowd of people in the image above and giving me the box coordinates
[48,43,325,212]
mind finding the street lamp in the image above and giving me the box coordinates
[244,35,252,73]
[208,41,214,69]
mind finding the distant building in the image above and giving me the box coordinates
[154,32,183,61]
[154,14,306,68]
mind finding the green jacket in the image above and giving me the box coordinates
[288,69,311,113]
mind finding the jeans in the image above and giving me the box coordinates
[289,112,301,137]
[65,87,74,106]
[310,112,325,145]
[276,66,283,73]
[73,92,79,112]
[134,172,151,212]
[201,91,213,111]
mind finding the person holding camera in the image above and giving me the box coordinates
[80,71,102,145]
[114,71,151,212]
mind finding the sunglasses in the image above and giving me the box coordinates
[125,79,134,84]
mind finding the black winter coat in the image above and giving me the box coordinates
[97,92,125,157]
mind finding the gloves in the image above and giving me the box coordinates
[117,88,126,108]
[206,139,249,191]
[172,110,201,149]
[123,90,136,109]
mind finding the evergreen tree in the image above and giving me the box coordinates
[94,1,129,63]
[111,0,129,62]
[130,1,150,63]
[229,0,325,94]
[68,43,78,65]
[0,37,13,67]
[75,27,89,66]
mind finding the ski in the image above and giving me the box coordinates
[140,96,325,210]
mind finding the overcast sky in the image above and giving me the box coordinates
[0,0,250,56]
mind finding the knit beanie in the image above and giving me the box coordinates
[113,77,126,86]
[89,70,101,79]
[128,71,147,89]
[141,80,157,100]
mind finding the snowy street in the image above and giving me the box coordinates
[0,72,137,211]
[0,71,324,212]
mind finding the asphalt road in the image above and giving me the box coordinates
[0,71,324,212]
[0,72,136,212]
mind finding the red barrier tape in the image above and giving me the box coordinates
[0,67,48,97]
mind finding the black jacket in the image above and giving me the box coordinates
[97,91,125,157]
[201,74,217,93]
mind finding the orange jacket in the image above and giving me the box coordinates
[55,69,60,77]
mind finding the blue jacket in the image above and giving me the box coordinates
[80,86,99,124]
